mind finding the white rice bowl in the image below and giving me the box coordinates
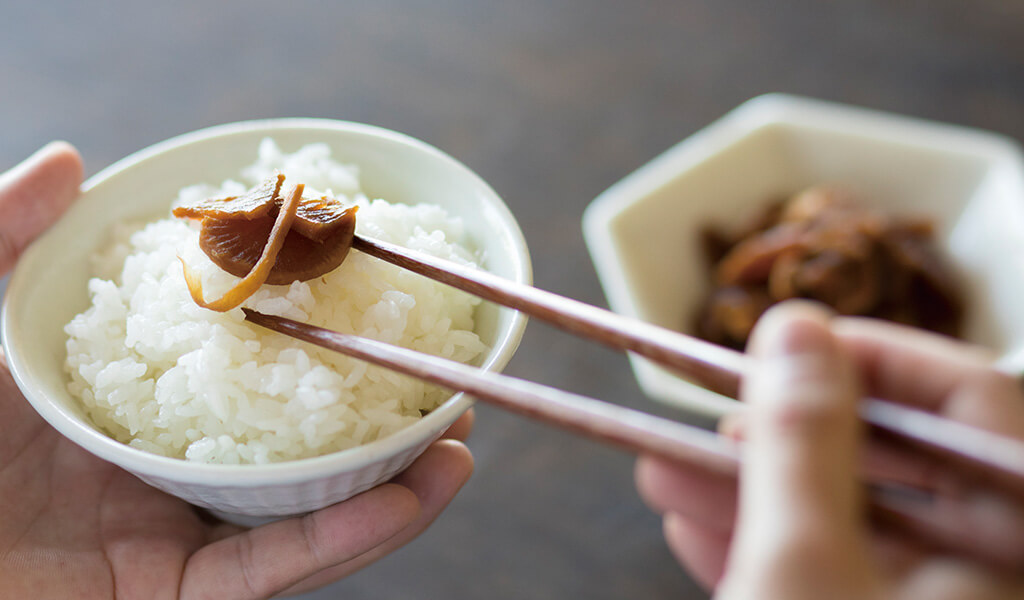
[64,139,487,465]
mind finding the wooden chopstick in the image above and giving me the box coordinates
[353,235,746,398]
[352,234,1024,500]
[242,307,740,477]
[242,308,1024,571]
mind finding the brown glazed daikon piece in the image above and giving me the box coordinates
[693,187,964,349]
[172,173,284,221]
[181,183,305,312]
[175,174,359,288]
[200,207,357,285]
[172,174,353,242]
[292,194,358,242]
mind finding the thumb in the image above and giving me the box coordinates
[722,301,871,591]
[0,142,83,274]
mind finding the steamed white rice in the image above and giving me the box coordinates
[64,139,487,464]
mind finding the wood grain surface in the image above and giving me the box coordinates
[3,1,1023,598]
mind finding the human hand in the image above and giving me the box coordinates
[0,144,475,599]
[636,301,1024,599]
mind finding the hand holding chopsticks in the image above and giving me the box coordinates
[640,305,1024,596]
[243,234,1024,571]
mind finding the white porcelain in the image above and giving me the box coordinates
[583,94,1024,418]
[2,119,531,522]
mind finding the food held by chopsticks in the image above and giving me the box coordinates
[172,172,358,311]
[694,186,965,349]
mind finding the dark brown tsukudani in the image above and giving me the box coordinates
[201,216,357,284]
[180,182,304,312]
[694,187,965,349]
[173,174,359,311]
[171,172,284,221]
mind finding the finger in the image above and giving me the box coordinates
[725,384,949,493]
[181,483,420,600]
[0,142,83,274]
[833,317,997,411]
[941,368,1024,437]
[276,439,474,595]
[0,345,52,449]
[862,439,945,491]
[927,486,1024,569]
[663,512,732,591]
[203,413,479,544]
[201,438,475,594]
[717,411,746,441]
[741,302,862,533]
[724,324,1022,485]
[442,409,475,442]
[837,317,1024,441]
[896,558,1024,600]
[870,529,927,579]
[726,302,871,584]
[721,360,967,494]
[634,455,736,533]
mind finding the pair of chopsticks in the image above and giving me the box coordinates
[243,234,1024,570]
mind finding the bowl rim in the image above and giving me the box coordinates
[2,117,532,484]
[582,93,1024,417]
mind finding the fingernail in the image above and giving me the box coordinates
[750,301,834,359]
[30,141,68,160]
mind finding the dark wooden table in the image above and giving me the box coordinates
[4,2,1023,598]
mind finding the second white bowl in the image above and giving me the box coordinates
[584,94,1024,417]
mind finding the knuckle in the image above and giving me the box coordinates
[721,529,858,597]
[758,392,851,439]
[301,512,328,567]
[750,355,856,438]
[235,534,264,597]
[976,369,1020,397]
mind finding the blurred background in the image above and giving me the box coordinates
[3,1,1023,598]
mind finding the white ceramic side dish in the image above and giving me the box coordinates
[583,94,1024,417]
[2,119,531,523]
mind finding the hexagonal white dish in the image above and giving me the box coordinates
[583,94,1024,417]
